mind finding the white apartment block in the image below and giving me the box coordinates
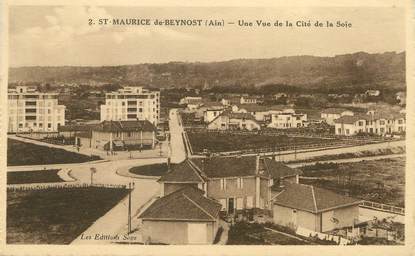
[100,86,160,125]
[8,86,66,133]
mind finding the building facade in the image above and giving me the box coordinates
[207,112,261,131]
[272,183,361,233]
[321,108,354,126]
[158,156,302,215]
[8,86,65,133]
[334,112,406,136]
[100,87,160,125]
[267,112,308,129]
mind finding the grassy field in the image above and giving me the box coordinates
[7,139,101,166]
[7,187,128,244]
[187,132,334,153]
[129,163,168,176]
[300,157,405,207]
[227,222,311,245]
[7,169,64,184]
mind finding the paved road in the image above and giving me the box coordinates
[168,108,187,163]
[69,158,163,244]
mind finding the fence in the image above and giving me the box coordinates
[360,201,405,215]
[7,182,128,192]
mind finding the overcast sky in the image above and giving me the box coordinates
[9,6,405,67]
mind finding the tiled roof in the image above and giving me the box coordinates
[192,156,258,178]
[334,115,366,124]
[273,183,362,213]
[262,158,302,178]
[158,160,206,183]
[334,112,405,124]
[94,120,156,132]
[138,186,221,221]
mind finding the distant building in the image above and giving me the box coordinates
[334,111,406,136]
[138,186,221,245]
[100,86,160,125]
[8,86,65,133]
[202,105,226,123]
[396,92,406,106]
[158,156,302,215]
[207,111,261,131]
[232,104,290,122]
[365,90,380,97]
[272,183,362,233]
[64,120,156,151]
[267,112,308,129]
[273,93,288,100]
[321,108,354,126]
[240,96,258,104]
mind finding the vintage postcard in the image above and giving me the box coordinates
[0,0,414,255]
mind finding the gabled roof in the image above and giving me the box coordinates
[334,115,366,124]
[272,183,362,213]
[262,158,302,178]
[208,110,258,125]
[94,120,156,132]
[192,156,258,178]
[138,186,221,221]
[158,160,206,183]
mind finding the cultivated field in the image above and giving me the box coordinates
[187,131,336,154]
[7,139,101,166]
[7,186,129,244]
[300,157,405,207]
[7,169,63,184]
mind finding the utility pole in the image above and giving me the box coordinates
[127,182,135,234]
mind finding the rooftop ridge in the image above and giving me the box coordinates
[182,193,216,220]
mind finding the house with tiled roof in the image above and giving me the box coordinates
[207,111,261,131]
[272,183,362,232]
[232,104,293,122]
[267,112,308,129]
[320,108,354,125]
[138,186,222,244]
[158,156,302,216]
[67,120,156,151]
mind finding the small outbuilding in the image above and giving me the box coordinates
[138,186,222,245]
[272,183,362,233]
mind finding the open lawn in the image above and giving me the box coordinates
[7,186,129,244]
[300,157,405,207]
[129,163,168,176]
[7,169,63,184]
[7,138,101,166]
[187,132,335,153]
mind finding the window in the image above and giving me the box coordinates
[47,123,52,128]
[337,128,341,134]
[358,121,364,126]
[246,196,253,209]
[380,120,385,125]
[220,179,226,190]
[219,199,226,211]
[346,129,350,135]
[237,178,243,189]
[236,198,244,210]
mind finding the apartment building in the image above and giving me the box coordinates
[8,86,65,133]
[100,86,160,125]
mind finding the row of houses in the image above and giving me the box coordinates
[138,156,362,244]
[321,108,406,136]
[8,86,161,133]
